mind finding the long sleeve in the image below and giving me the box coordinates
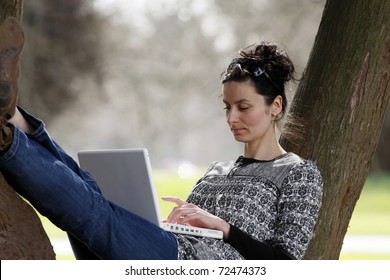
[225,224,295,259]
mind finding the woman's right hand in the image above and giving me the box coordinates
[162,196,231,239]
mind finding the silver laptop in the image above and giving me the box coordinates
[77,148,223,239]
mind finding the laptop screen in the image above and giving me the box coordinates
[77,148,162,226]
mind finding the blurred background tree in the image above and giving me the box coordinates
[20,0,105,119]
[372,110,390,172]
[18,0,389,173]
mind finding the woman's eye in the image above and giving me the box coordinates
[239,107,249,111]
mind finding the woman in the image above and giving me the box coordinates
[0,18,322,260]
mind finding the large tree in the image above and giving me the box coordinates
[0,0,55,259]
[280,0,390,259]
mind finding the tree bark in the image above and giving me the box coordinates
[280,0,390,259]
[0,174,55,259]
[0,0,23,21]
[0,0,56,260]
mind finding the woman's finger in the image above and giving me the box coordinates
[161,196,186,206]
[166,205,197,223]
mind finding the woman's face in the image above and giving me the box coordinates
[223,80,278,146]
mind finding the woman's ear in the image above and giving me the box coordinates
[272,95,283,116]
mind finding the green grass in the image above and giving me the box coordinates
[340,253,390,260]
[346,213,390,235]
[339,173,390,260]
[39,171,390,260]
[153,169,206,219]
[346,174,390,235]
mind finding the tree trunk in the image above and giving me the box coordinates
[0,0,23,21]
[280,0,390,259]
[0,0,56,260]
[0,174,55,259]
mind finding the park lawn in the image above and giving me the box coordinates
[339,174,390,259]
[153,169,204,219]
[38,171,390,260]
[339,253,390,260]
[346,174,390,235]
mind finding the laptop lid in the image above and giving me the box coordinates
[77,148,162,227]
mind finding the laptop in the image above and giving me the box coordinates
[77,148,223,239]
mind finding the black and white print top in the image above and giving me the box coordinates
[175,152,323,260]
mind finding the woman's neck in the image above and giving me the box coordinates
[244,138,286,161]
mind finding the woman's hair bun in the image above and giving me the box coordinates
[240,41,296,84]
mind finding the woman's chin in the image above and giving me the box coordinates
[233,135,247,143]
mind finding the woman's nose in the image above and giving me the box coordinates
[226,108,238,125]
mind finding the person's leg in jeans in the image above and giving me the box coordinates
[0,108,178,259]
[16,109,102,260]
[15,107,101,260]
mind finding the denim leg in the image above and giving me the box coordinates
[16,109,106,259]
[0,110,178,260]
[16,107,97,190]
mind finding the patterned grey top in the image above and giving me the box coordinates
[175,152,323,260]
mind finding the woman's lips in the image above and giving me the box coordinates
[231,127,246,134]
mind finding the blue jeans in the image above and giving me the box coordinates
[0,108,178,260]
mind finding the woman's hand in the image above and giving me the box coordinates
[162,196,230,239]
